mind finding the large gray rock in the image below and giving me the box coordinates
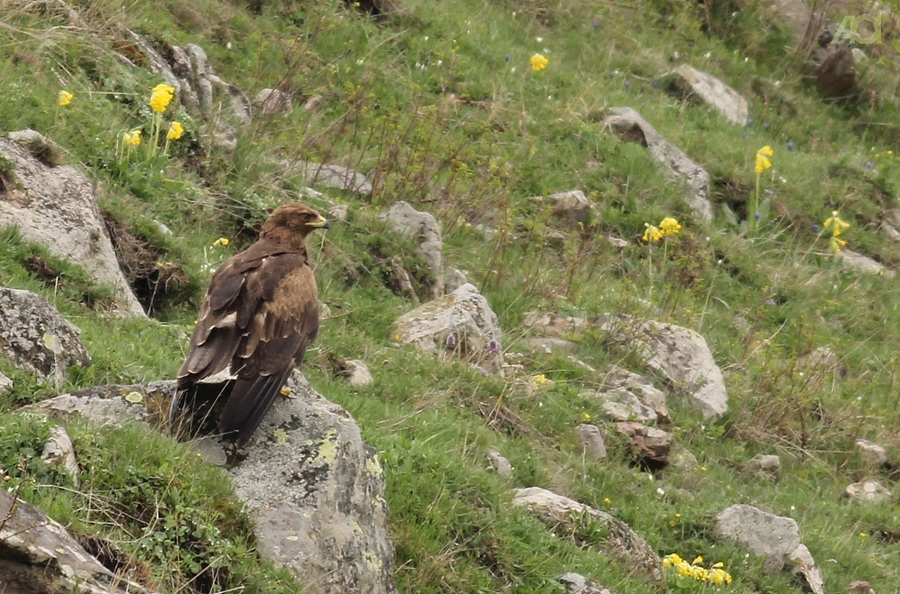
[596,315,728,418]
[512,487,665,587]
[393,283,504,374]
[0,288,91,388]
[0,488,157,594]
[714,504,801,570]
[742,454,781,482]
[584,388,658,424]
[383,201,444,298]
[664,64,749,125]
[24,375,397,594]
[0,133,145,315]
[227,372,395,594]
[601,107,713,221]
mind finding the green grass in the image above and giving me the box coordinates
[3,0,900,591]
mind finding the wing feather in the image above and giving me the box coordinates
[171,238,319,446]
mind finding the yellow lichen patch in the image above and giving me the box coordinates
[314,428,339,464]
[366,454,384,478]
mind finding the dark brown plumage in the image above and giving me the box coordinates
[169,203,329,447]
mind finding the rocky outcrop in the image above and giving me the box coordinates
[512,487,665,587]
[615,422,673,468]
[383,201,444,298]
[393,283,504,374]
[0,132,145,315]
[536,190,596,226]
[24,374,397,594]
[596,315,728,418]
[843,480,891,503]
[0,488,158,594]
[601,107,713,221]
[664,64,749,125]
[0,288,91,388]
[286,160,374,196]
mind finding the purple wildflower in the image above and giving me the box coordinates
[754,211,761,220]
[866,161,874,169]
[812,224,821,233]
[746,119,754,127]
[787,141,794,151]
[488,340,500,354]
[446,334,457,348]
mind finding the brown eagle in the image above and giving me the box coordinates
[169,203,329,447]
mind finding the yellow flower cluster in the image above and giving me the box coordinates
[530,53,549,72]
[642,217,681,242]
[122,129,142,147]
[212,237,231,247]
[149,83,176,113]
[755,145,773,174]
[663,553,733,586]
[58,90,73,107]
[824,210,850,253]
[167,121,184,140]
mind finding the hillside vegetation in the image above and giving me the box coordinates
[3,0,900,592]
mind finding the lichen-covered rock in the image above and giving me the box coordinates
[601,107,713,221]
[855,439,888,468]
[0,488,158,594]
[383,201,444,298]
[24,375,396,594]
[0,288,91,388]
[394,283,503,374]
[0,133,145,315]
[512,487,665,587]
[596,315,728,418]
[227,372,396,594]
[342,358,374,387]
[839,249,895,277]
[601,365,669,422]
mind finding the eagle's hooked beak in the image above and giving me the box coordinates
[309,215,330,230]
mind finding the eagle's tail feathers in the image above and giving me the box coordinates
[219,370,292,447]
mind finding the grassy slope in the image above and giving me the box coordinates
[2,0,900,592]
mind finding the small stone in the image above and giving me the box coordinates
[843,480,891,504]
[743,454,781,481]
[488,449,514,477]
[575,424,608,461]
[343,359,373,388]
[855,439,888,467]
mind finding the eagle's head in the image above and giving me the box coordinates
[261,203,330,242]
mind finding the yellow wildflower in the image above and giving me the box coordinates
[642,223,662,242]
[755,145,774,174]
[167,121,184,140]
[530,53,549,72]
[693,555,704,565]
[58,90,73,106]
[659,217,681,236]
[123,129,142,147]
[823,210,850,236]
[533,373,548,385]
[662,553,683,567]
[829,236,847,253]
[709,568,732,585]
[582,412,591,421]
[149,83,176,113]
[212,237,230,247]
[603,497,611,505]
